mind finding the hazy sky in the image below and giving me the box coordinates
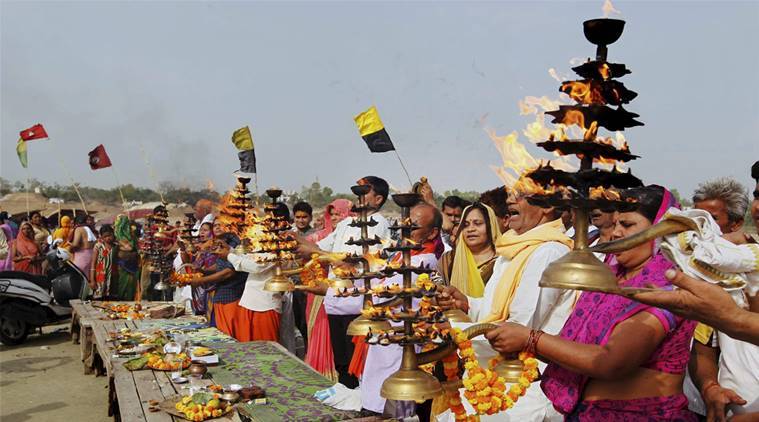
[2,1,758,198]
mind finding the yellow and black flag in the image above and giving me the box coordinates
[354,106,396,153]
[231,126,256,174]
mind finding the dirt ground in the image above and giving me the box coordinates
[0,322,108,422]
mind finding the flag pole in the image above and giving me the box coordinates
[110,167,128,209]
[138,143,166,204]
[48,137,89,214]
[25,166,31,219]
[392,149,414,190]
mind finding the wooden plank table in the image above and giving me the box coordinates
[95,318,237,421]
[91,318,375,422]
[69,300,196,375]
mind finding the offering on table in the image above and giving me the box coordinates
[172,393,233,421]
[100,302,148,320]
[146,351,191,371]
[192,346,213,357]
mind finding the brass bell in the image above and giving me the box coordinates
[443,309,472,323]
[346,316,391,336]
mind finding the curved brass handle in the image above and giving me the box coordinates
[464,323,499,339]
[590,218,697,254]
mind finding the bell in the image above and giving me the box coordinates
[346,316,391,336]
[263,273,294,292]
[493,359,526,383]
[539,249,619,293]
[443,309,472,323]
[329,278,354,290]
[381,367,442,402]
[153,279,171,291]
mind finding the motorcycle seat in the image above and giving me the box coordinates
[0,271,52,292]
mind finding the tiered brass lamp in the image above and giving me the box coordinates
[525,17,647,293]
[261,188,302,292]
[345,184,391,336]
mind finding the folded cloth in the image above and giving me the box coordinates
[658,208,759,301]
[314,383,362,411]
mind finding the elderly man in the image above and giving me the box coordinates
[693,177,748,236]
[688,172,759,421]
[439,189,573,421]
[192,199,215,235]
[360,203,443,416]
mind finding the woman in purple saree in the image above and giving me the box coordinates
[485,185,697,421]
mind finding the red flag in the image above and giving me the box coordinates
[19,124,49,141]
[88,144,112,170]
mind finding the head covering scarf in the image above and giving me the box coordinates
[114,215,136,249]
[53,215,72,237]
[14,222,42,274]
[449,203,501,297]
[308,199,354,242]
[541,186,696,418]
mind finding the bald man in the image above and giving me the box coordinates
[192,199,215,235]
[361,203,443,416]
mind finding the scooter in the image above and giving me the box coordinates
[0,246,86,345]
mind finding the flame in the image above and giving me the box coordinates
[562,109,586,129]
[333,266,355,278]
[614,131,629,151]
[363,252,387,272]
[561,80,606,105]
[487,129,539,187]
[589,186,622,201]
[519,96,562,116]
[318,251,349,264]
[599,63,611,80]
[513,174,568,197]
[583,121,599,142]
[548,68,567,82]
[602,0,621,18]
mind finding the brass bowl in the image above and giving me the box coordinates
[583,18,625,46]
[188,360,207,377]
[220,391,239,403]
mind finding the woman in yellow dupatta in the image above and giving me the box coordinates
[437,202,501,297]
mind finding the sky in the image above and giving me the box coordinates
[2,0,758,198]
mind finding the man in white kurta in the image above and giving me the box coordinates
[360,203,443,415]
[440,193,573,422]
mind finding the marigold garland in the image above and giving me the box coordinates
[441,327,540,421]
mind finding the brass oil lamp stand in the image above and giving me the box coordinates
[344,184,391,336]
[219,176,254,238]
[527,17,649,293]
[376,192,444,400]
[261,188,301,292]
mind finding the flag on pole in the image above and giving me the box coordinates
[88,144,112,170]
[16,139,28,168]
[354,106,395,153]
[231,126,254,151]
[19,124,49,141]
[231,126,256,174]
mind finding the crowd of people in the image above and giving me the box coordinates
[0,161,757,422]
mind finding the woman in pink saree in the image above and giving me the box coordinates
[486,185,697,421]
[303,199,354,381]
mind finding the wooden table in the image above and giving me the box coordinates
[95,318,237,421]
[69,300,201,375]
